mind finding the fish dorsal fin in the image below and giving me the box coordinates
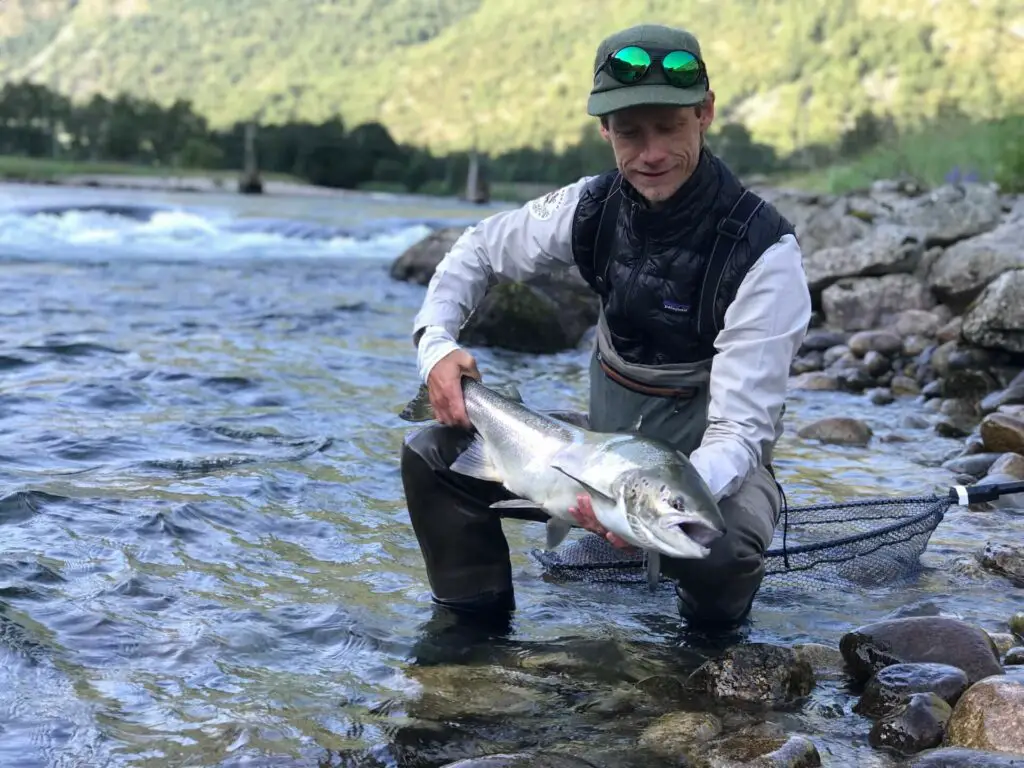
[449,435,502,482]
[549,444,615,503]
[630,413,644,433]
[491,382,523,403]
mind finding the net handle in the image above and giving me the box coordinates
[950,480,1024,505]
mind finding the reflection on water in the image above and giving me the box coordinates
[0,182,1021,767]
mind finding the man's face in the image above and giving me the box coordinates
[599,98,715,205]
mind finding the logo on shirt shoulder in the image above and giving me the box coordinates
[528,185,570,221]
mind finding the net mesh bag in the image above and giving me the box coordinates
[530,493,952,591]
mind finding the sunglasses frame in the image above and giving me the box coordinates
[598,45,708,89]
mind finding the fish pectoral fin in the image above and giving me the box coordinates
[490,499,545,510]
[546,518,573,549]
[645,550,661,593]
[550,465,615,503]
[549,445,616,502]
[448,435,502,482]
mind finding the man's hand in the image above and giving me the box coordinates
[426,348,481,429]
[568,494,636,551]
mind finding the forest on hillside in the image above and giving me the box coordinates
[0,0,1021,158]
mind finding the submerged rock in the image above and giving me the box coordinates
[440,753,599,768]
[687,642,816,707]
[636,711,722,760]
[905,746,1024,766]
[796,417,873,446]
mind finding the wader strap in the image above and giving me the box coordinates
[592,175,623,293]
[696,189,765,337]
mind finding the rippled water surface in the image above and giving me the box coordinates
[1,181,1022,768]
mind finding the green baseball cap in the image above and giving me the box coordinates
[587,24,708,116]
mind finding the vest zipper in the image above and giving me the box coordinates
[624,209,648,306]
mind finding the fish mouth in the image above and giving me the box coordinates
[655,512,726,554]
[678,521,725,548]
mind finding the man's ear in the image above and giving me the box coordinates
[699,90,716,133]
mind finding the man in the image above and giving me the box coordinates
[399,23,811,632]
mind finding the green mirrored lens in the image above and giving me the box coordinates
[607,45,651,83]
[662,50,701,87]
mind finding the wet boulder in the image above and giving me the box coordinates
[977,542,1024,587]
[1011,613,1024,639]
[390,226,599,354]
[699,724,822,767]
[686,642,816,707]
[854,663,970,718]
[390,225,466,284]
[868,692,953,756]
[945,668,1024,755]
[459,271,600,354]
[839,617,1003,685]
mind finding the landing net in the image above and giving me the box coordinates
[530,493,952,590]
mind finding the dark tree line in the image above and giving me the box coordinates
[1,80,1019,195]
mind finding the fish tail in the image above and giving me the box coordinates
[397,383,435,422]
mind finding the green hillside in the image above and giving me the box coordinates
[1,0,1022,158]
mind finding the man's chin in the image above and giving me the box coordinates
[628,172,682,203]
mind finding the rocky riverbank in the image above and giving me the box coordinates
[388,178,1024,767]
[390,613,1024,767]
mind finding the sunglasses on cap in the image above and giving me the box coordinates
[597,45,706,89]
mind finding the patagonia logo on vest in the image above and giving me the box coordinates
[662,300,690,314]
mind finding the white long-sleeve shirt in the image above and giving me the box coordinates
[411,175,812,502]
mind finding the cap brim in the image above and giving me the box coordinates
[587,84,707,116]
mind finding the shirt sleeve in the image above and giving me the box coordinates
[688,233,811,501]
[413,177,591,382]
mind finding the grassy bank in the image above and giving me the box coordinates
[772,114,1024,195]
[0,155,301,185]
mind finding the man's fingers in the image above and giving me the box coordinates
[607,533,636,552]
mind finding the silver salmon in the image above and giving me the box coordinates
[399,376,727,590]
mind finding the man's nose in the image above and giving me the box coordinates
[638,136,669,166]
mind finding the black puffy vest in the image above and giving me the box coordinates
[570,149,796,366]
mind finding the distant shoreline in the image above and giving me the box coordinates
[0,165,553,206]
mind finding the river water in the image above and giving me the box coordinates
[1,181,1022,768]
